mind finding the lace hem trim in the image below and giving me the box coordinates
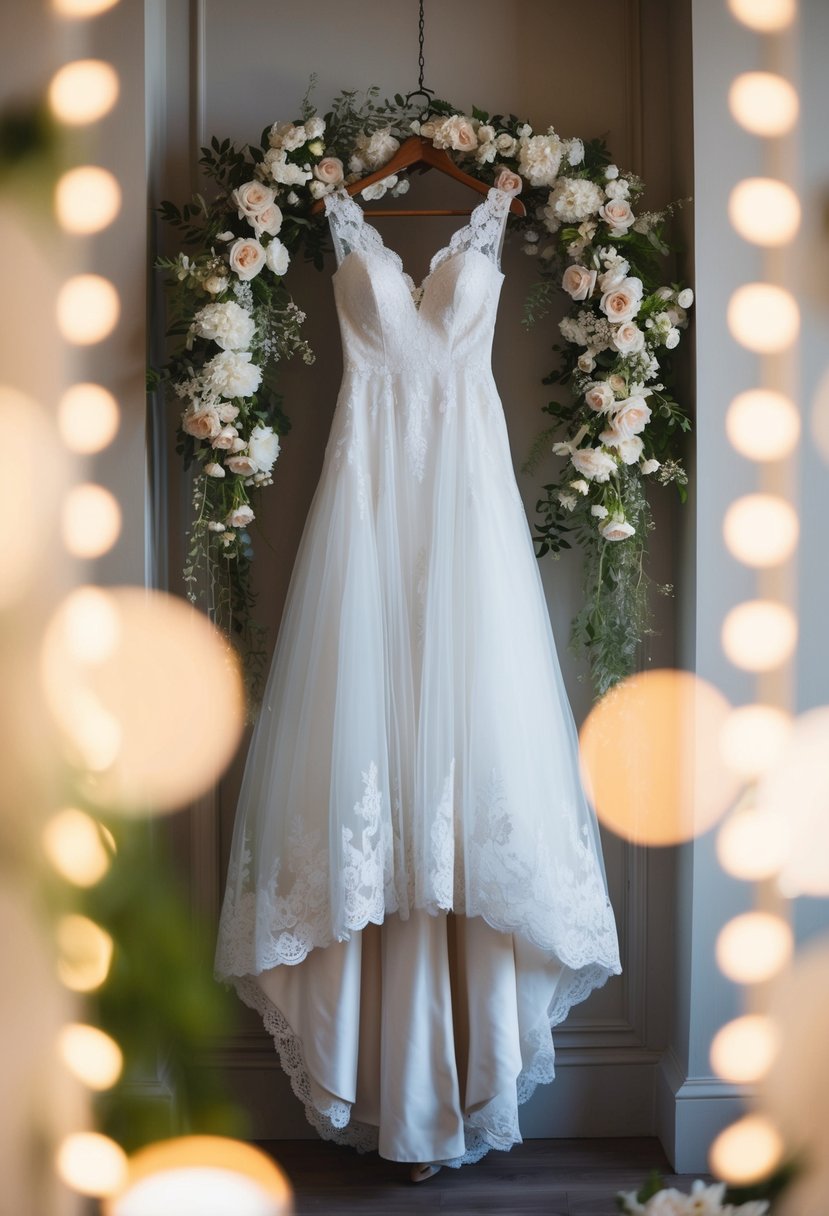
[226,931,617,1170]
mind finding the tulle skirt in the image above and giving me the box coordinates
[215,367,622,1162]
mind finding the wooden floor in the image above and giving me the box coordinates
[259,1137,715,1215]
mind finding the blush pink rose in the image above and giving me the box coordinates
[494,166,522,195]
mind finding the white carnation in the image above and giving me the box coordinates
[205,350,262,399]
[192,301,255,351]
[545,177,605,226]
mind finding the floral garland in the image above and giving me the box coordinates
[155,85,692,700]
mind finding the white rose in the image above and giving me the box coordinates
[225,455,258,477]
[212,425,238,450]
[232,180,276,221]
[476,142,497,165]
[217,403,239,422]
[609,373,627,395]
[570,479,589,495]
[598,260,630,292]
[478,124,496,144]
[600,198,635,233]
[517,132,563,187]
[605,164,619,180]
[228,237,266,281]
[314,156,344,185]
[600,277,643,323]
[584,382,615,413]
[616,435,645,463]
[570,446,617,482]
[265,239,290,276]
[495,133,517,155]
[182,405,221,441]
[204,462,225,478]
[205,350,262,399]
[608,395,652,438]
[203,274,227,295]
[562,264,597,301]
[677,287,694,309]
[192,301,255,351]
[577,352,596,373]
[591,504,609,518]
[613,322,645,355]
[305,115,325,140]
[641,458,661,474]
[600,515,635,541]
[247,424,281,474]
[605,178,630,200]
[226,504,254,528]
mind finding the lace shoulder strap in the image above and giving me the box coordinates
[323,187,367,265]
[429,186,512,277]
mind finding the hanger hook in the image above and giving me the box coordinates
[404,0,434,122]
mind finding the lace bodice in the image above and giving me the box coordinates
[323,184,511,379]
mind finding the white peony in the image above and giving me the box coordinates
[265,239,290,276]
[247,424,280,473]
[517,132,563,187]
[545,177,604,224]
[600,277,644,323]
[613,321,645,355]
[566,138,585,165]
[584,382,615,413]
[182,405,221,441]
[677,287,694,309]
[228,237,266,281]
[600,515,635,541]
[192,301,255,351]
[562,264,597,301]
[571,446,617,482]
[205,350,262,399]
[226,504,254,528]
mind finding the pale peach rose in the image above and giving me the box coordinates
[584,382,615,413]
[226,504,254,528]
[252,204,283,237]
[562,264,597,301]
[232,180,275,220]
[314,156,344,185]
[433,115,477,153]
[600,515,636,541]
[228,237,266,281]
[212,425,238,450]
[613,321,645,355]
[182,406,221,441]
[600,198,635,233]
[225,455,258,477]
[600,277,643,324]
[494,166,522,194]
[601,396,652,443]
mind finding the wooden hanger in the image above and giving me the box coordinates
[308,135,526,218]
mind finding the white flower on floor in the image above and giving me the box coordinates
[192,301,255,351]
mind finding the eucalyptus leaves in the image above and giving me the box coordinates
[155,84,691,700]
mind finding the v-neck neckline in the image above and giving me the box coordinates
[327,184,506,307]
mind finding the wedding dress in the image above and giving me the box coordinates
[214,183,622,1166]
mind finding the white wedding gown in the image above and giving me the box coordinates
[214,184,622,1166]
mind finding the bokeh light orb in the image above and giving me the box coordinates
[716,805,790,881]
[103,1136,293,1216]
[43,807,112,886]
[61,483,122,558]
[759,707,829,897]
[40,587,245,814]
[56,914,114,992]
[56,274,120,344]
[579,669,739,846]
[728,178,800,246]
[728,0,796,32]
[57,1133,127,1198]
[709,1114,784,1185]
[721,600,797,671]
[729,72,799,137]
[58,383,120,453]
[58,1023,123,1090]
[727,284,799,353]
[55,165,122,234]
[48,59,119,125]
[710,1014,780,1085]
[723,493,799,567]
[716,911,793,983]
[726,389,800,462]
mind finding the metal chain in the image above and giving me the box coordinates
[417,0,425,94]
